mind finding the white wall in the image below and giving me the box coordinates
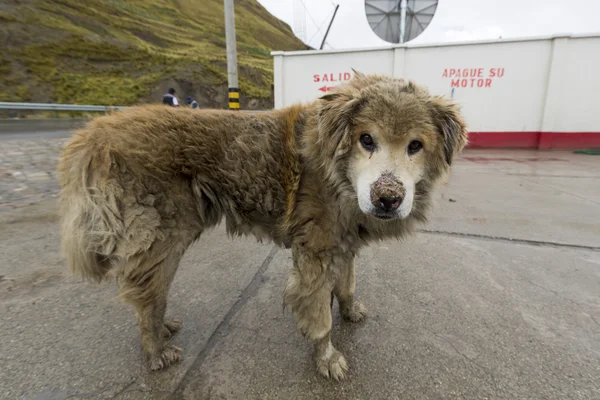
[272,34,600,133]
[277,48,394,107]
[552,37,600,132]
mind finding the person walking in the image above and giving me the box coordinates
[162,88,179,107]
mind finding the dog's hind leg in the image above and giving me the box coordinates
[118,238,190,371]
[334,255,367,323]
[284,246,349,380]
[162,317,182,339]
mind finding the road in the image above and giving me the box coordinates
[0,127,599,399]
[0,129,73,141]
[0,119,85,141]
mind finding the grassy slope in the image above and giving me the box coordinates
[0,0,308,107]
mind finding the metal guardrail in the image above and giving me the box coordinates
[0,102,266,113]
[0,102,128,112]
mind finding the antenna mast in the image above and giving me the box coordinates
[293,0,307,43]
[320,4,340,50]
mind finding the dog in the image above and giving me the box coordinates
[57,72,468,380]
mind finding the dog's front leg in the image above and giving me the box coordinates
[334,254,368,322]
[284,245,349,380]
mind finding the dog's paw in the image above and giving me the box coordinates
[149,345,182,371]
[342,302,367,323]
[162,318,182,339]
[315,346,349,381]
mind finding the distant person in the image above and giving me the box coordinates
[186,96,199,109]
[162,88,179,107]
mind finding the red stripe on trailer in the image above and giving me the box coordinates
[467,132,600,149]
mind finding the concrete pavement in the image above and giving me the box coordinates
[0,138,65,211]
[1,149,599,399]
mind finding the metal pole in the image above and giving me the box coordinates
[399,0,407,44]
[224,0,240,110]
[320,4,340,50]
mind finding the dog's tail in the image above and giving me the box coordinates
[58,134,124,282]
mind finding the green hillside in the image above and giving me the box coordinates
[0,0,309,109]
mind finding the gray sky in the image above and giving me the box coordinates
[257,0,600,49]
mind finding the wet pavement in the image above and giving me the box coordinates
[0,148,599,399]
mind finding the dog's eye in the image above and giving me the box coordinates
[359,134,376,151]
[408,140,423,154]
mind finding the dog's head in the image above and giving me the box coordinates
[311,71,468,221]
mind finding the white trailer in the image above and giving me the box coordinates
[272,34,600,149]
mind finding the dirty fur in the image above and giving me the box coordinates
[58,72,468,379]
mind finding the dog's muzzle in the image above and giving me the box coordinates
[370,173,405,218]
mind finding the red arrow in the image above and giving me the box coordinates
[318,85,335,92]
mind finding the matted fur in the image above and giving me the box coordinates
[58,72,468,378]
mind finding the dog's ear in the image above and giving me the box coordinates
[350,68,365,79]
[318,92,343,102]
[429,96,468,165]
[317,91,363,158]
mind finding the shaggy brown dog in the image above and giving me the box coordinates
[58,72,467,380]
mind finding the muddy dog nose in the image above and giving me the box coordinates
[378,196,401,211]
[370,173,405,213]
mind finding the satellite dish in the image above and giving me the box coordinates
[365,0,438,44]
